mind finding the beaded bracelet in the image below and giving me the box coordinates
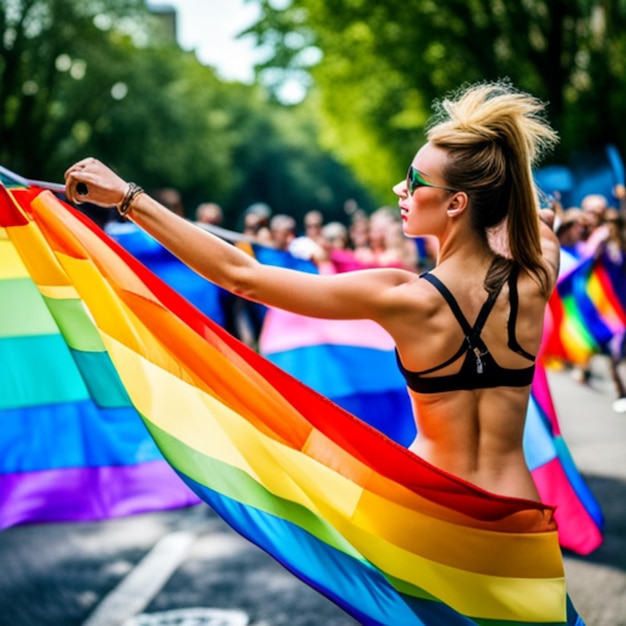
[117,182,145,217]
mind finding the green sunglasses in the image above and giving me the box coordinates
[407,165,457,195]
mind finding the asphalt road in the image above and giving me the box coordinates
[553,358,626,626]
[0,359,624,626]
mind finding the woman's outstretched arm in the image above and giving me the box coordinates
[64,158,411,322]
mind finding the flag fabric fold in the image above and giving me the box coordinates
[544,253,626,365]
[0,186,198,529]
[104,220,232,329]
[257,250,604,556]
[524,364,603,554]
[0,185,584,625]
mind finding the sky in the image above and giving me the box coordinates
[146,0,264,83]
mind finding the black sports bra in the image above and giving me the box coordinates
[396,266,536,393]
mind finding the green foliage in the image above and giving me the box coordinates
[225,94,375,227]
[247,0,626,195]
[3,0,626,230]
[0,0,145,176]
[0,0,375,228]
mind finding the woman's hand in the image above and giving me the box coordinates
[64,158,129,208]
[538,208,556,230]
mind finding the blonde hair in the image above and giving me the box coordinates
[426,80,558,294]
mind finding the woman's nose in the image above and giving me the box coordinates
[392,180,407,197]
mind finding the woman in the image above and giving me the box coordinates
[65,81,559,503]
[62,81,587,625]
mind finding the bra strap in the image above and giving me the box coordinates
[421,272,504,341]
[421,271,506,375]
[421,273,473,335]
[506,265,536,360]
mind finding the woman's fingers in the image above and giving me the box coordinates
[64,158,127,207]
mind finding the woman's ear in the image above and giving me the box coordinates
[446,192,469,216]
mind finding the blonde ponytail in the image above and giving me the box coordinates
[426,80,558,294]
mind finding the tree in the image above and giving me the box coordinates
[221,90,376,227]
[247,0,626,199]
[0,0,146,177]
[0,0,374,226]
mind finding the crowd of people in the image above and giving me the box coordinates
[84,174,436,357]
[100,178,626,405]
[553,185,626,412]
[99,190,436,347]
[196,199,437,274]
[188,196,439,346]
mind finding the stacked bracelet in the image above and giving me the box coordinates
[117,182,144,217]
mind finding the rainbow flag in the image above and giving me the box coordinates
[105,221,232,328]
[259,260,603,556]
[525,364,603,555]
[0,186,198,529]
[0,185,584,625]
[544,254,626,364]
[65,218,605,555]
[260,308,415,445]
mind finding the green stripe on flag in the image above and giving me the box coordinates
[43,295,106,352]
[0,278,58,338]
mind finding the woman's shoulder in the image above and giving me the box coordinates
[517,264,554,301]
[384,271,448,321]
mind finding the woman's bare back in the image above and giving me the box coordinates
[388,262,547,500]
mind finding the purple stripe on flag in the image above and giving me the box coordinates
[0,461,200,529]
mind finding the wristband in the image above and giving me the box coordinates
[117,182,144,217]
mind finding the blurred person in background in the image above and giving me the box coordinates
[358,206,395,265]
[320,221,349,251]
[195,202,223,226]
[597,208,626,412]
[269,214,298,251]
[242,202,272,245]
[152,187,185,218]
[579,193,609,256]
[303,210,325,245]
[556,208,586,275]
[348,209,371,255]
[378,216,420,271]
[315,221,352,273]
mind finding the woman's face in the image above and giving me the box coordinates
[393,143,457,238]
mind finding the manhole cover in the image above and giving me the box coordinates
[124,608,249,626]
